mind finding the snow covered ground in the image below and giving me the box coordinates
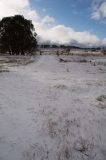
[0,55,106,160]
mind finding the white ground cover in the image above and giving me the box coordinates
[0,55,106,160]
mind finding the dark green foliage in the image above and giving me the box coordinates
[0,15,37,55]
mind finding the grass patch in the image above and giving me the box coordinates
[0,66,9,73]
[96,95,106,102]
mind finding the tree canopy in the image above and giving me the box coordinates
[0,15,37,55]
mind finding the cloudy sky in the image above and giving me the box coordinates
[0,0,106,47]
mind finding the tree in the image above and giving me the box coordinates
[0,15,37,55]
[102,48,106,55]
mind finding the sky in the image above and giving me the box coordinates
[0,0,106,47]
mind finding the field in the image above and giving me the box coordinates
[0,54,106,160]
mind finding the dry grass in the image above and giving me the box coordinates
[59,58,88,63]
[96,95,106,102]
[23,144,49,160]
[96,95,106,109]
[54,84,68,90]
[0,56,35,67]
[0,66,9,73]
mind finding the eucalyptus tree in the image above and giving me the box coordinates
[0,15,37,55]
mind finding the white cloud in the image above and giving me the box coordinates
[91,1,106,20]
[41,16,56,28]
[0,0,105,47]
[37,25,101,47]
[0,0,39,21]
[102,38,106,46]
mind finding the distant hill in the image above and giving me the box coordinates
[38,44,102,51]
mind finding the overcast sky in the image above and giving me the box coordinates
[0,0,106,47]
